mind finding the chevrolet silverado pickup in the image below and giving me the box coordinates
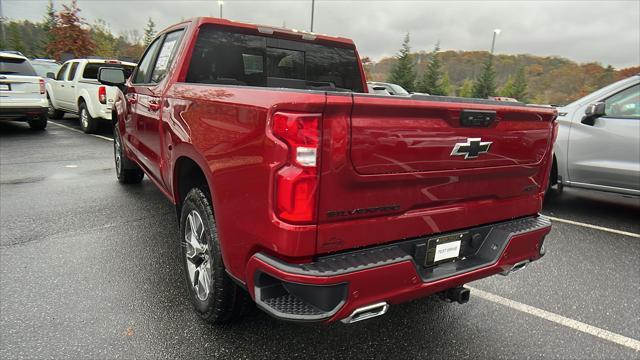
[100,17,557,324]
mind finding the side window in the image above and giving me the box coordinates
[604,84,640,119]
[150,30,184,83]
[132,38,162,84]
[67,62,79,81]
[56,63,69,81]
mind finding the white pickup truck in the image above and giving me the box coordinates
[46,59,135,133]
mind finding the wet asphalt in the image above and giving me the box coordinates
[1,118,639,359]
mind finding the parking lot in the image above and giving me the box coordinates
[1,117,639,359]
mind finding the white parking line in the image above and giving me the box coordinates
[49,121,113,142]
[544,215,640,238]
[469,287,640,352]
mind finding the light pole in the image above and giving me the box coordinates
[310,0,315,32]
[218,0,224,18]
[490,28,501,55]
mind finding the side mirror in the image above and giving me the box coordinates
[46,72,55,79]
[581,101,605,125]
[98,67,125,87]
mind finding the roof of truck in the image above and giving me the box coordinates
[163,17,356,48]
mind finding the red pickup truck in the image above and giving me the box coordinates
[99,17,557,324]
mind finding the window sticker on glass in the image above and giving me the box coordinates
[155,39,177,72]
[242,54,263,75]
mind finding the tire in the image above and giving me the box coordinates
[28,114,48,131]
[113,124,144,184]
[79,102,98,134]
[180,188,248,324]
[47,96,65,120]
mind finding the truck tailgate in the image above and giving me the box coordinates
[316,94,557,254]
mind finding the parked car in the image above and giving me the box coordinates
[30,59,61,80]
[551,75,639,196]
[0,51,48,130]
[367,83,390,95]
[367,81,410,95]
[100,17,556,325]
[46,59,135,133]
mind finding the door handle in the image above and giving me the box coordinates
[60,84,65,87]
[148,100,161,112]
[70,85,75,88]
[127,95,137,105]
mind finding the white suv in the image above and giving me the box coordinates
[46,59,135,133]
[0,52,48,130]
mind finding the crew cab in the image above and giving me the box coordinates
[0,51,48,130]
[46,59,135,133]
[100,17,557,324]
[552,75,639,196]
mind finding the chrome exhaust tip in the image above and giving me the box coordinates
[341,302,389,324]
[500,260,530,276]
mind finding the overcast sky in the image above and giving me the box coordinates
[3,0,639,68]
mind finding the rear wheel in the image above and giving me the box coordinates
[79,102,98,134]
[47,96,65,120]
[180,188,247,324]
[28,114,48,131]
[114,124,144,184]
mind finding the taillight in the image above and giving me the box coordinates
[98,86,107,104]
[271,112,320,224]
[39,79,45,95]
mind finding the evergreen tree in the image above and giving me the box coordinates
[47,0,95,59]
[42,0,56,57]
[416,42,446,95]
[143,18,156,46]
[7,23,25,54]
[500,67,528,101]
[387,33,416,92]
[472,57,497,98]
[458,78,474,98]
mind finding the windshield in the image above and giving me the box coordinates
[185,25,364,92]
[82,63,135,80]
[0,56,37,76]
[31,62,60,77]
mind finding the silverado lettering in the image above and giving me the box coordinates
[102,17,557,325]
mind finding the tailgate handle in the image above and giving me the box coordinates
[460,110,495,127]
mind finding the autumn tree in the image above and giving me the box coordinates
[143,18,156,46]
[387,33,416,92]
[416,42,447,95]
[91,20,116,58]
[472,57,497,98]
[47,0,95,59]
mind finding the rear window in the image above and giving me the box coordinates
[0,56,37,76]
[185,25,364,92]
[82,63,134,80]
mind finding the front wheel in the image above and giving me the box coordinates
[180,188,247,324]
[114,124,144,184]
[79,102,98,134]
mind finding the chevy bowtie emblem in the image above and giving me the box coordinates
[451,138,492,159]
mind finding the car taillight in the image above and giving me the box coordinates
[98,86,106,104]
[271,112,321,224]
[39,79,45,95]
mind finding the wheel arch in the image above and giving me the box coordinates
[173,155,214,215]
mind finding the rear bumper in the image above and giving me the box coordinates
[246,215,551,323]
[0,106,48,120]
